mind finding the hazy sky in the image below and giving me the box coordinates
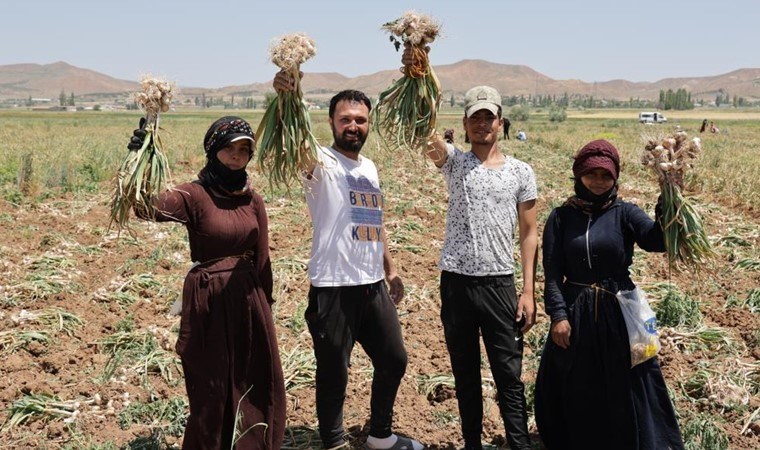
[4,0,757,88]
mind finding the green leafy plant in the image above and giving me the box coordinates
[0,329,51,354]
[118,397,188,438]
[654,287,703,329]
[725,288,760,313]
[1,393,79,431]
[97,329,180,386]
[7,252,77,304]
[661,326,736,354]
[735,258,760,271]
[682,413,729,450]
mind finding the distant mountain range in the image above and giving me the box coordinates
[2,61,759,103]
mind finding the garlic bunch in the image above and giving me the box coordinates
[134,77,174,115]
[269,33,316,70]
[641,130,702,186]
[382,11,441,48]
[640,128,713,268]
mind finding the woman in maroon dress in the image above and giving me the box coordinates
[133,116,286,449]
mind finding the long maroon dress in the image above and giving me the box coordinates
[141,181,286,449]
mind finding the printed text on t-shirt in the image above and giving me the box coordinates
[347,174,383,242]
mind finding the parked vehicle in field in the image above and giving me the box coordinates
[639,112,667,124]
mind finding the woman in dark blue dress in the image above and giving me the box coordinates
[534,139,684,450]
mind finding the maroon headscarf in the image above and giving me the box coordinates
[566,139,620,212]
[572,139,620,181]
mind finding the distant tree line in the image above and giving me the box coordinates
[658,89,693,110]
[189,94,267,109]
[59,89,75,106]
[493,93,660,110]
[714,92,749,108]
[441,88,757,112]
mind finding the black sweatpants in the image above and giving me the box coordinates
[440,271,531,450]
[305,281,408,448]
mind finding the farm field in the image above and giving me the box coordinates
[0,109,758,449]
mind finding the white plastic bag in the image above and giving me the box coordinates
[616,287,660,367]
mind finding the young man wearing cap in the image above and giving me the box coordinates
[425,86,538,450]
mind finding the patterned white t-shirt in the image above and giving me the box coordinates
[304,146,385,287]
[439,144,537,276]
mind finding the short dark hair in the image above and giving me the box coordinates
[329,90,372,117]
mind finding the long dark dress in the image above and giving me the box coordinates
[143,181,286,449]
[535,199,683,450]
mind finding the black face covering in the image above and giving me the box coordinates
[569,178,618,213]
[574,178,615,203]
[198,116,254,192]
[199,155,249,192]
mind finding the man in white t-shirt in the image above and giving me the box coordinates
[424,85,538,450]
[274,73,422,450]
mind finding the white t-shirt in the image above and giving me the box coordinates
[439,144,537,276]
[304,146,386,287]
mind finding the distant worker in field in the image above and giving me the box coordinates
[516,129,527,141]
[273,72,423,450]
[444,128,455,144]
[128,116,286,448]
[700,118,708,133]
[419,79,539,448]
[503,116,511,140]
[710,121,720,133]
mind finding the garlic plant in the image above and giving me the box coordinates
[110,76,175,231]
[382,10,441,49]
[256,33,319,188]
[269,33,316,70]
[641,131,702,186]
[134,77,174,117]
[374,11,442,152]
[641,130,713,268]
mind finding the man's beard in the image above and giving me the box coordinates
[333,129,367,153]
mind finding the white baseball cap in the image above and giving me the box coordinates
[464,86,502,118]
